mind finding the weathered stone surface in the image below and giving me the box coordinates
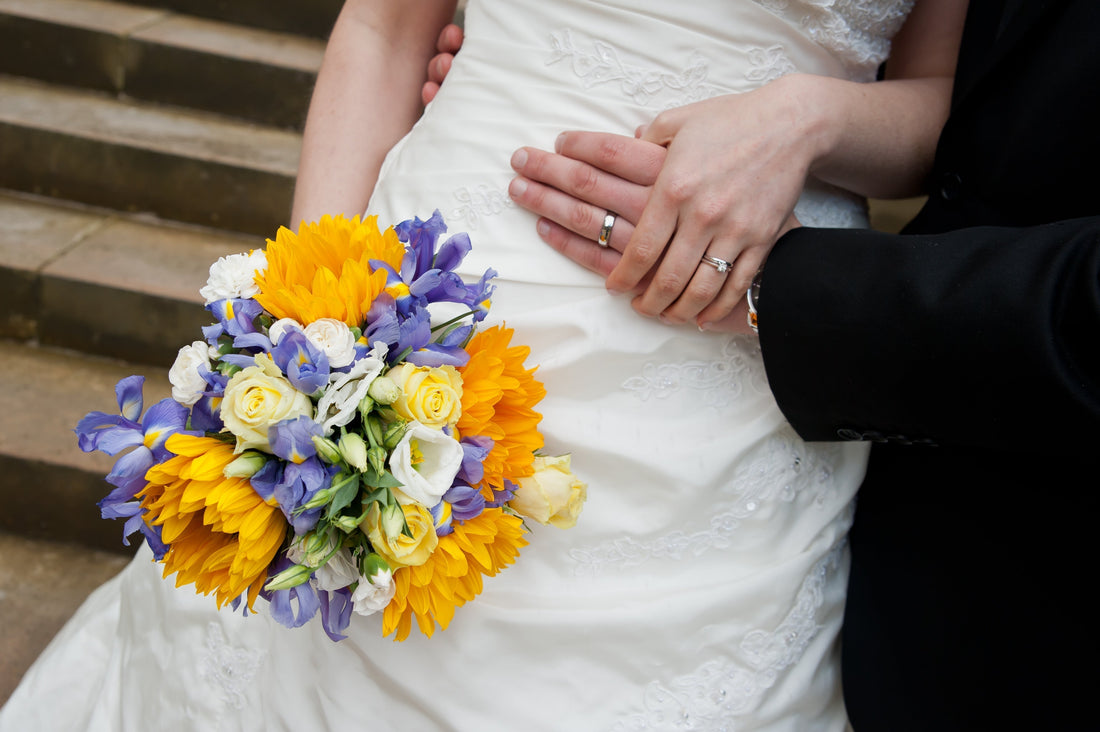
[135,0,344,39]
[0,76,299,236]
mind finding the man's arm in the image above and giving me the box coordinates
[761,219,1100,455]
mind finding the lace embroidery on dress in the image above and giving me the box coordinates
[612,546,845,731]
[622,337,768,407]
[200,622,266,711]
[745,45,797,85]
[449,183,513,230]
[571,429,843,575]
[748,0,916,81]
[547,29,720,107]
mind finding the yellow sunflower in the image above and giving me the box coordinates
[456,325,547,499]
[254,214,405,327]
[138,434,287,611]
[382,507,528,641]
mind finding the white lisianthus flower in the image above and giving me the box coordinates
[350,568,396,616]
[304,318,357,368]
[389,421,464,507]
[198,249,267,304]
[268,317,303,345]
[168,340,213,406]
[315,343,389,434]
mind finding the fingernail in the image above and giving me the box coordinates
[536,219,550,237]
[555,133,566,153]
[508,177,527,198]
[606,286,624,296]
[697,321,711,332]
[510,148,528,170]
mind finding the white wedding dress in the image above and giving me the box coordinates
[1,1,913,729]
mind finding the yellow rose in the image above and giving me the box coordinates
[388,363,463,429]
[509,454,587,529]
[361,502,439,569]
[220,353,313,453]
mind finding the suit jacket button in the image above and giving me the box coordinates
[837,428,863,441]
[940,172,963,201]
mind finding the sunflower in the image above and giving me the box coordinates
[254,214,406,327]
[457,325,547,498]
[138,434,286,610]
[382,507,528,641]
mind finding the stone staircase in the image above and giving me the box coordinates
[0,0,344,703]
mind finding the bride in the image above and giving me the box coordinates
[1,0,962,729]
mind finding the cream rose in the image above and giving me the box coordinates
[361,502,438,569]
[510,454,587,529]
[220,353,313,453]
[389,421,464,507]
[388,363,463,429]
[303,318,357,368]
[168,340,214,406]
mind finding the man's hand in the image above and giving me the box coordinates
[421,23,463,105]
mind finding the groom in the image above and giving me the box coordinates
[428,0,1100,728]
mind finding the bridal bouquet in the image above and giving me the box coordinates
[75,212,586,642]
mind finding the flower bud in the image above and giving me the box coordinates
[332,514,363,533]
[365,414,385,447]
[301,486,335,510]
[338,432,369,472]
[360,552,391,581]
[382,421,406,451]
[367,375,401,405]
[357,393,375,420]
[264,563,313,592]
[296,530,333,567]
[223,450,267,478]
[380,502,406,538]
[311,434,343,465]
[368,445,388,475]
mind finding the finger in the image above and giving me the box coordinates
[691,246,766,326]
[553,132,665,187]
[638,106,688,146]
[535,218,622,278]
[698,299,755,335]
[656,255,732,324]
[421,82,440,106]
[436,23,464,55]
[508,175,635,251]
[427,53,453,86]
[510,147,649,224]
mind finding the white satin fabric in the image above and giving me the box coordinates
[1,0,913,729]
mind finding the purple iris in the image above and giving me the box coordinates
[486,479,519,509]
[250,456,335,535]
[205,298,264,340]
[443,483,486,523]
[268,416,322,465]
[317,587,354,642]
[74,375,198,555]
[270,329,330,396]
[262,556,320,629]
[457,435,493,485]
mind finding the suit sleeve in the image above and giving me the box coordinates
[758,216,1100,455]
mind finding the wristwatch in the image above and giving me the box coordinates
[746,264,763,334]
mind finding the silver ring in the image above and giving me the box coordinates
[598,211,617,248]
[700,254,733,274]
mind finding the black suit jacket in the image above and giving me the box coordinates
[760,1,1100,728]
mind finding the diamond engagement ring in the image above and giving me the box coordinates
[598,211,617,248]
[700,254,733,273]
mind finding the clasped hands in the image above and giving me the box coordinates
[425,26,810,335]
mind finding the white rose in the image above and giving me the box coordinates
[389,421,464,507]
[315,343,388,434]
[350,569,396,616]
[199,249,268,304]
[268,317,303,345]
[304,318,357,368]
[169,340,212,406]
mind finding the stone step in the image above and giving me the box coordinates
[0,339,172,552]
[0,190,257,365]
[0,0,325,130]
[135,0,343,40]
[0,531,134,706]
[0,74,300,237]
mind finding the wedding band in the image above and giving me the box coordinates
[700,254,733,274]
[598,212,617,248]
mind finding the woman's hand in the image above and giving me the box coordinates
[508,132,757,333]
[421,23,464,105]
